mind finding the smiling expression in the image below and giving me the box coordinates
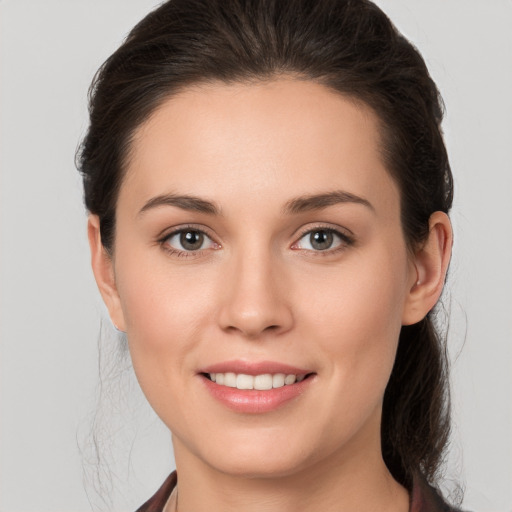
[98,78,419,477]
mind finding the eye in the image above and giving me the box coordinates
[162,228,218,253]
[293,228,352,252]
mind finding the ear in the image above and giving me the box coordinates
[88,215,126,332]
[402,211,453,326]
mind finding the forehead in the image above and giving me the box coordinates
[120,78,399,218]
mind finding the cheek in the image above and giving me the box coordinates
[290,251,408,453]
[296,243,409,391]
[115,227,213,324]
[113,247,218,379]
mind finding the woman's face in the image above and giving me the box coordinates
[104,79,419,477]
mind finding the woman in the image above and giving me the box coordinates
[78,0,458,510]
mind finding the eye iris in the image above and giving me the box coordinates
[180,231,204,250]
[310,230,333,250]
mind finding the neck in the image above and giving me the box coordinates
[170,434,409,512]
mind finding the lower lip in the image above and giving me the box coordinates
[200,375,314,413]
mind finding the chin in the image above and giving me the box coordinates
[190,429,322,480]
[207,453,311,480]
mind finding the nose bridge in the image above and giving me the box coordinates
[218,238,292,338]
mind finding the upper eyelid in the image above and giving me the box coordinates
[293,223,354,240]
[294,229,352,245]
[158,224,216,242]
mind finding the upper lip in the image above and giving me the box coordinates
[199,360,313,376]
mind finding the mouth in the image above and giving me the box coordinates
[202,372,312,390]
[198,361,316,413]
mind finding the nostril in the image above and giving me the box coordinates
[218,287,294,338]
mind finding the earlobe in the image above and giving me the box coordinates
[402,212,453,326]
[87,215,126,332]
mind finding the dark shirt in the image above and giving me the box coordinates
[135,471,463,512]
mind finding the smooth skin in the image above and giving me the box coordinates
[89,78,452,512]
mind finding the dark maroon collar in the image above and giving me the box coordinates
[410,474,462,512]
[135,471,462,512]
[135,471,177,512]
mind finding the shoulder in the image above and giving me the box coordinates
[411,475,469,512]
[135,471,177,512]
[137,471,474,512]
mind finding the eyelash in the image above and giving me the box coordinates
[158,225,219,259]
[292,226,355,256]
[157,225,355,259]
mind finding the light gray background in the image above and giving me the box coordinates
[1,1,511,511]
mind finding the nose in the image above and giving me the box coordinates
[217,246,294,339]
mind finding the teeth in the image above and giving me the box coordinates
[208,372,306,390]
[254,374,272,390]
[284,374,296,385]
[272,373,285,388]
[224,372,237,387]
[236,374,254,390]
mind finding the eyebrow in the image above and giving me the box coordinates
[138,189,374,217]
[283,190,374,214]
[138,193,221,216]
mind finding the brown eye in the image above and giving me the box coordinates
[164,229,216,253]
[180,230,204,250]
[309,230,334,250]
[293,227,353,253]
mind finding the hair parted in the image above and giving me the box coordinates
[77,0,453,489]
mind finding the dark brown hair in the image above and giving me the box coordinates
[77,0,453,489]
